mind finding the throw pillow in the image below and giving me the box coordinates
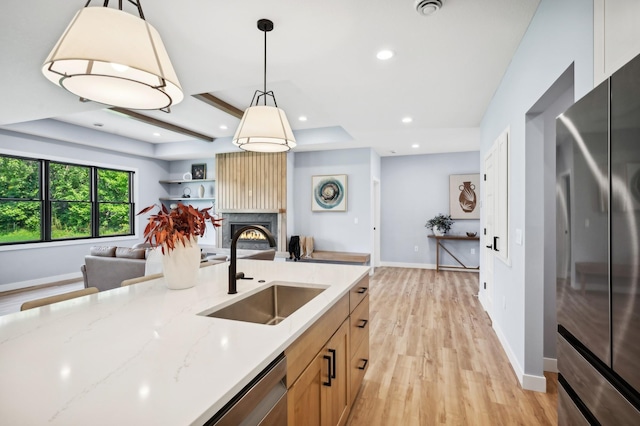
[90,246,117,257]
[115,247,146,259]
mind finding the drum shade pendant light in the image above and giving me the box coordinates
[233,19,296,152]
[42,0,183,111]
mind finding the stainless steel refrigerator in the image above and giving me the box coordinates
[556,52,640,424]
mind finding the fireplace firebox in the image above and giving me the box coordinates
[221,213,278,250]
[231,222,271,242]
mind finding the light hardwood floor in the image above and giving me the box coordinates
[0,280,84,316]
[347,267,557,426]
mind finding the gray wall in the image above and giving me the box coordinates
[0,130,168,289]
[380,152,480,267]
[292,149,373,252]
[479,0,594,387]
[525,78,574,368]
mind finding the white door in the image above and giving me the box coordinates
[482,147,496,314]
[372,179,381,272]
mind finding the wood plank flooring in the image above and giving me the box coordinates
[0,280,84,316]
[347,267,557,426]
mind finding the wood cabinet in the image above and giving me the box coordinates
[288,320,349,426]
[286,275,370,426]
[349,294,369,406]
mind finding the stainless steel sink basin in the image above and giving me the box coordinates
[201,282,327,325]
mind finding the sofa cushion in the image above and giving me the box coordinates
[116,247,146,259]
[90,246,117,257]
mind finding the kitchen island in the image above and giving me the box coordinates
[0,260,369,425]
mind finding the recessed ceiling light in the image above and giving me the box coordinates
[412,144,420,148]
[153,132,161,137]
[376,50,394,60]
[298,116,308,122]
[402,117,413,123]
[219,125,228,130]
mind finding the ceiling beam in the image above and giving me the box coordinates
[192,93,244,119]
[108,107,215,142]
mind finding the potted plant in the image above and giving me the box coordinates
[425,213,454,236]
[137,203,222,289]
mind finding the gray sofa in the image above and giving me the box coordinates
[81,246,147,292]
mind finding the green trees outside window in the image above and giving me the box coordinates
[0,154,134,245]
[0,156,41,242]
[98,169,131,236]
[50,163,91,239]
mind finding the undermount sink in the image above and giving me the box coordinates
[200,282,327,325]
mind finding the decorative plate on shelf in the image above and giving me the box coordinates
[183,172,192,180]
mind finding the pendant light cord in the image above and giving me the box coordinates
[263,27,267,105]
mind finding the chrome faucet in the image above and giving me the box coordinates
[229,225,276,294]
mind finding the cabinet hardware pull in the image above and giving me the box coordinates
[493,236,499,252]
[357,359,368,370]
[328,349,337,379]
[323,355,332,386]
[486,245,493,249]
[357,319,368,329]
[357,287,367,294]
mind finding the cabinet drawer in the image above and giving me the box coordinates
[285,294,349,388]
[349,331,369,406]
[558,335,640,424]
[349,276,369,311]
[350,295,369,357]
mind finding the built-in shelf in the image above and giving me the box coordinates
[159,197,215,201]
[159,179,216,184]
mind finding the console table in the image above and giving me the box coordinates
[428,235,480,272]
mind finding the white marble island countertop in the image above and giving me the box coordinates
[0,260,369,425]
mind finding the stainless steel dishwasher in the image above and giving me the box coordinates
[204,353,287,426]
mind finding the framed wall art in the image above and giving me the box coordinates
[191,163,206,180]
[312,174,347,212]
[450,174,480,219]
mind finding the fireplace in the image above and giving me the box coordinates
[231,222,271,242]
[221,213,278,250]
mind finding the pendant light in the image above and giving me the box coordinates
[42,0,183,111]
[232,19,296,152]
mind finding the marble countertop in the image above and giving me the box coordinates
[0,261,369,425]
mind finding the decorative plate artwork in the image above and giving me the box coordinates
[312,175,347,211]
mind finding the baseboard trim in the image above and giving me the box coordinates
[381,261,437,269]
[380,261,479,272]
[492,321,547,393]
[544,357,558,373]
[0,273,83,294]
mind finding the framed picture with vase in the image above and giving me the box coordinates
[450,174,480,219]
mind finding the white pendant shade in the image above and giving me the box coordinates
[233,105,296,152]
[42,7,183,110]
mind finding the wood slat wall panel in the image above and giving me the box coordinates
[215,152,287,211]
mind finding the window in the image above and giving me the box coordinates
[0,156,42,243]
[49,162,91,240]
[97,168,132,237]
[0,154,134,245]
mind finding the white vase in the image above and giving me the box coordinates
[433,227,445,236]
[161,237,200,290]
[198,184,205,198]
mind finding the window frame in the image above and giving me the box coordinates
[0,153,137,247]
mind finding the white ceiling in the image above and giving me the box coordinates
[0,0,540,160]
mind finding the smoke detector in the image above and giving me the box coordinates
[415,0,445,16]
